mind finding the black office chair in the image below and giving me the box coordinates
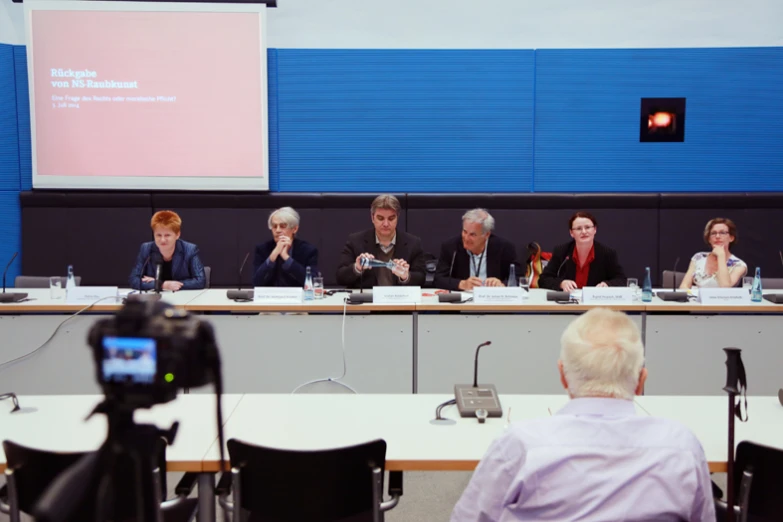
[0,439,198,522]
[422,253,437,288]
[204,266,212,289]
[760,277,783,290]
[714,441,783,522]
[217,438,403,522]
[662,270,686,289]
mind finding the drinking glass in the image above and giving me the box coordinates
[743,277,753,293]
[627,278,640,301]
[49,276,64,299]
[313,276,325,299]
[519,276,530,299]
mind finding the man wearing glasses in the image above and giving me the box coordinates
[538,211,626,291]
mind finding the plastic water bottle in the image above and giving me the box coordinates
[304,266,314,300]
[66,265,76,290]
[751,267,763,302]
[507,264,517,287]
[641,267,653,302]
[363,258,395,269]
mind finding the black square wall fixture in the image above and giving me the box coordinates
[640,98,686,142]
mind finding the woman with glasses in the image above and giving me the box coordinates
[539,211,627,291]
[679,217,747,289]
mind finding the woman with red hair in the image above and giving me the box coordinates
[129,210,206,291]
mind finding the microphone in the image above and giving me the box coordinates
[137,255,150,293]
[0,252,28,303]
[656,256,689,302]
[546,255,572,302]
[449,249,457,279]
[348,256,374,304]
[125,253,162,303]
[438,249,462,303]
[454,341,502,419]
[227,252,254,301]
[154,263,163,293]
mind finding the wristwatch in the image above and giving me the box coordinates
[475,408,488,424]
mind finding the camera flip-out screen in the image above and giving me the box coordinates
[102,336,157,384]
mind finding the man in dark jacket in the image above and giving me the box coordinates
[253,207,318,287]
[336,194,426,287]
[434,209,521,291]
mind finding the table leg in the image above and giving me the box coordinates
[197,472,215,522]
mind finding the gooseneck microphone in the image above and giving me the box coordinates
[227,252,254,301]
[472,341,492,387]
[448,250,457,279]
[454,340,502,418]
[657,256,688,302]
[556,255,571,278]
[0,252,28,303]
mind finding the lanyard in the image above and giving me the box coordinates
[470,250,485,278]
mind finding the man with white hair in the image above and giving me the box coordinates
[451,308,715,522]
[434,208,521,290]
[253,207,318,287]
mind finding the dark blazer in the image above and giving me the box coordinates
[434,235,521,291]
[129,239,206,290]
[336,229,426,287]
[538,240,627,290]
[252,238,318,287]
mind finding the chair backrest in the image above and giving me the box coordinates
[3,438,168,518]
[227,438,387,521]
[14,276,82,288]
[761,277,783,290]
[661,270,686,289]
[204,266,211,289]
[734,440,783,520]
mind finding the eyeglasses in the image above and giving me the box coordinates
[710,231,730,237]
[571,226,595,233]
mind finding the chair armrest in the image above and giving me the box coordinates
[0,483,9,514]
[215,472,232,497]
[174,472,199,497]
[380,471,404,513]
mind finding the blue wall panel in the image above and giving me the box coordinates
[533,47,783,192]
[267,49,280,192]
[274,50,535,192]
[14,46,31,191]
[0,191,22,285]
[0,45,20,192]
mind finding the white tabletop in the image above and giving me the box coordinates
[1,394,243,472]
[1,288,207,311]
[204,393,783,473]
[184,288,417,312]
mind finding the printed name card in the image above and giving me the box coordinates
[253,287,304,304]
[66,286,119,304]
[373,286,422,304]
[581,287,634,305]
[473,287,524,304]
[698,288,750,305]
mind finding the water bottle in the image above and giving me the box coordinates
[304,266,314,301]
[641,267,653,302]
[66,265,76,290]
[363,258,395,270]
[751,267,763,302]
[507,264,517,287]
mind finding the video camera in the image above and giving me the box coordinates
[88,298,222,409]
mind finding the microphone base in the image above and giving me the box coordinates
[656,291,689,302]
[0,292,28,303]
[437,292,462,303]
[454,384,502,418]
[227,289,254,301]
[347,291,373,304]
[763,293,783,304]
[546,291,570,302]
[125,293,162,303]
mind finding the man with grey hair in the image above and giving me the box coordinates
[451,308,715,522]
[253,206,318,287]
[336,194,426,287]
[434,208,521,290]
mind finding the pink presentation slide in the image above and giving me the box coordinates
[32,10,264,178]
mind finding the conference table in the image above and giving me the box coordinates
[2,288,783,398]
[3,393,782,521]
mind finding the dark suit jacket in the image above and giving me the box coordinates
[434,235,521,291]
[336,229,426,287]
[538,240,627,290]
[129,239,206,290]
[252,238,318,287]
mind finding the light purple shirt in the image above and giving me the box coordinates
[451,398,715,522]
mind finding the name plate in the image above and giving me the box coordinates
[473,287,523,304]
[66,286,119,304]
[581,287,634,305]
[373,286,422,304]
[253,287,304,304]
[698,288,750,305]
